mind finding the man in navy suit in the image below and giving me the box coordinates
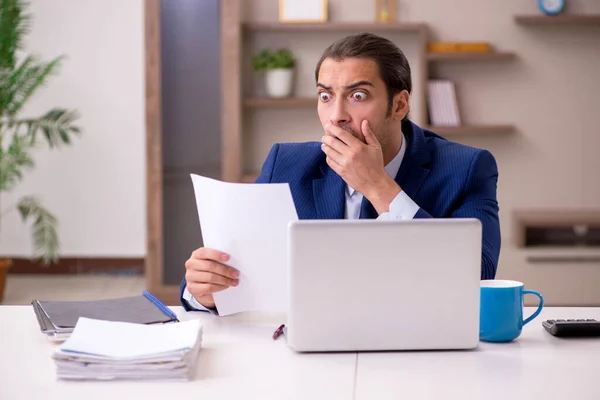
[181,33,501,313]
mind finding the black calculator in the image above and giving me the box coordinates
[542,319,600,337]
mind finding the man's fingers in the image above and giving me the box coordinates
[205,260,239,279]
[187,282,229,297]
[321,141,343,163]
[321,134,346,155]
[325,123,361,146]
[325,155,342,172]
[361,119,379,146]
[186,258,239,280]
[187,270,239,287]
[192,247,230,263]
[322,143,348,168]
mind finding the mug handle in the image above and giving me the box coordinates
[522,290,544,326]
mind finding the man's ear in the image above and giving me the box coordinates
[392,90,410,121]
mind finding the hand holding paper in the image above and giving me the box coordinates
[184,247,240,309]
[189,174,298,316]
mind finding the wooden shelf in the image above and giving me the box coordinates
[244,97,316,108]
[424,125,515,136]
[514,210,600,227]
[243,22,427,33]
[514,15,600,25]
[525,248,600,263]
[513,209,600,248]
[427,52,516,62]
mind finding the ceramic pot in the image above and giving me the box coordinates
[0,258,12,303]
[265,68,294,98]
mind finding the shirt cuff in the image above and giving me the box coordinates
[377,190,420,220]
[182,287,219,315]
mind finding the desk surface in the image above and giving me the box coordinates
[1,306,599,400]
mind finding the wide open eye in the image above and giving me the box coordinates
[319,92,332,102]
[352,91,367,101]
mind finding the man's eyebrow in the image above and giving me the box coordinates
[316,81,374,91]
[346,80,374,89]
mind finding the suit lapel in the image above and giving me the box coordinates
[395,121,431,199]
[312,161,346,219]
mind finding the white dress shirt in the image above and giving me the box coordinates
[183,132,420,312]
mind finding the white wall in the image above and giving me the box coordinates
[0,0,146,257]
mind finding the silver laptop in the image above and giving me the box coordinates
[285,218,482,352]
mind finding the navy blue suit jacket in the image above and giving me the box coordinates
[180,120,501,309]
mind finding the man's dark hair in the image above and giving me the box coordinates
[315,32,411,120]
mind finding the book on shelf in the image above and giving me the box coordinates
[428,42,491,53]
[427,80,461,127]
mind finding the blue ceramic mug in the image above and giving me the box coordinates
[480,280,544,342]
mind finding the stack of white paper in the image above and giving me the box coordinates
[52,317,203,381]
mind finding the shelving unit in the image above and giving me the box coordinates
[243,22,427,32]
[424,125,515,136]
[427,52,516,62]
[425,47,516,137]
[244,97,315,108]
[513,209,600,248]
[514,15,600,25]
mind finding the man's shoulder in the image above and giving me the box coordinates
[262,141,325,182]
[423,128,495,164]
[272,140,321,150]
[269,141,324,165]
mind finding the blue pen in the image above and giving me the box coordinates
[143,290,180,322]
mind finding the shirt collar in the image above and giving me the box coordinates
[347,132,407,196]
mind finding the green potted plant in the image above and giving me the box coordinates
[252,48,296,98]
[0,0,81,301]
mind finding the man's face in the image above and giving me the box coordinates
[316,57,396,148]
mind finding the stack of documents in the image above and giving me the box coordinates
[32,290,179,341]
[52,317,203,381]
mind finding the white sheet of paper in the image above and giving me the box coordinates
[190,174,298,316]
[58,317,201,360]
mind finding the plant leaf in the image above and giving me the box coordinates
[17,108,81,147]
[0,131,35,191]
[4,55,63,117]
[0,0,31,70]
[16,195,59,265]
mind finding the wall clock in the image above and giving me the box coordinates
[538,0,565,16]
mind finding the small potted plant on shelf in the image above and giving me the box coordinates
[252,48,296,98]
[0,0,81,302]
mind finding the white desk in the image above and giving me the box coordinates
[1,306,599,400]
[354,307,600,400]
[0,306,355,400]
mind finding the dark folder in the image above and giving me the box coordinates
[32,290,178,340]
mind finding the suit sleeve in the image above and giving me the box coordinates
[414,150,501,280]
